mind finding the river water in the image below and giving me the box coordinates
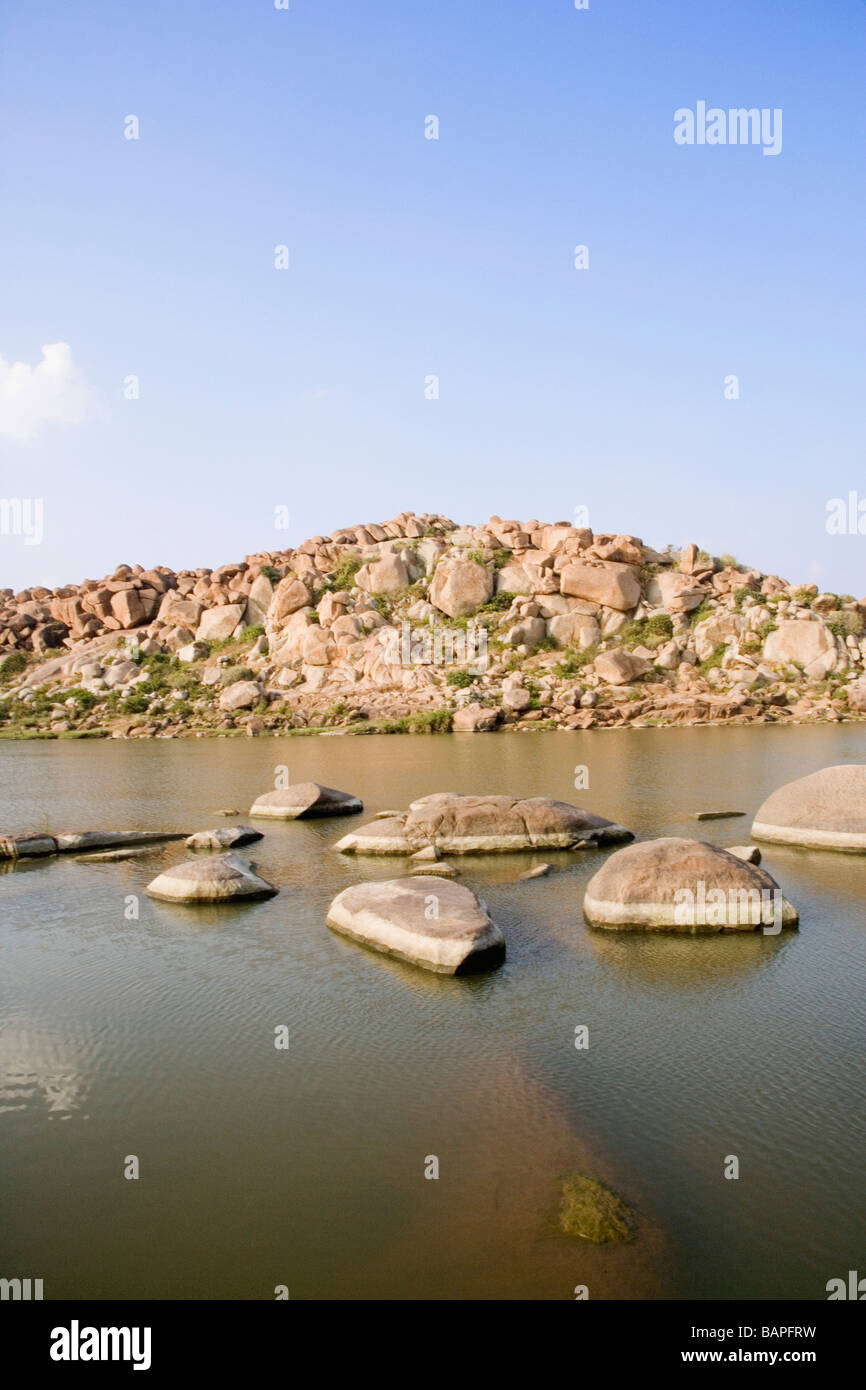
[1,725,865,1300]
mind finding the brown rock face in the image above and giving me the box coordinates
[763,621,837,679]
[110,589,145,628]
[356,552,412,595]
[157,592,203,630]
[560,560,640,611]
[268,576,311,626]
[452,703,501,732]
[594,649,651,684]
[589,534,644,566]
[429,556,493,618]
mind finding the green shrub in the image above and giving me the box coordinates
[327,557,362,592]
[222,667,255,685]
[689,600,715,626]
[241,624,264,642]
[446,669,477,688]
[260,564,280,583]
[827,611,864,638]
[698,644,726,676]
[555,644,599,677]
[481,591,516,613]
[407,708,452,733]
[0,652,27,684]
[620,614,673,650]
[64,687,96,711]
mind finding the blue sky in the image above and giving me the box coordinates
[1,0,864,593]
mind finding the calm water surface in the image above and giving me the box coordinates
[2,726,865,1300]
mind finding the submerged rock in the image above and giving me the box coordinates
[146,853,278,903]
[518,863,551,880]
[336,793,633,856]
[752,765,866,851]
[583,837,798,932]
[77,846,164,862]
[0,833,57,859]
[249,782,363,820]
[185,826,263,851]
[559,1173,635,1244]
[326,876,505,975]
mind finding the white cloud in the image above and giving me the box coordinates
[0,342,91,441]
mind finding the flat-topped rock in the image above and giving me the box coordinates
[326,876,505,975]
[0,829,187,859]
[55,830,188,853]
[78,846,163,862]
[249,782,363,820]
[336,793,633,855]
[583,837,798,932]
[752,765,866,851]
[185,826,263,851]
[146,853,278,903]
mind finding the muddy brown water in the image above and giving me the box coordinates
[1,726,865,1299]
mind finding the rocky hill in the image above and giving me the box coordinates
[2,510,865,738]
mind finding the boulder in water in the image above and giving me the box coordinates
[336,793,632,855]
[752,765,866,851]
[250,783,362,820]
[326,876,505,974]
[146,853,278,903]
[583,837,798,932]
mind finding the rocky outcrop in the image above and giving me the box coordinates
[752,765,866,851]
[429,556,494,619]
[2,510,864,739]
[583,837,798,931]
[325,876,506,974]
[560,560,641,611]
[762,621,837,679]
[145,853,278,902]
[336,793,633,855]
[249,783,363,820]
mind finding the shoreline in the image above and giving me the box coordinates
[1,708,863,740]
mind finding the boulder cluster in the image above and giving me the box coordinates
[3,510,866,737]
[13,763,866,963]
